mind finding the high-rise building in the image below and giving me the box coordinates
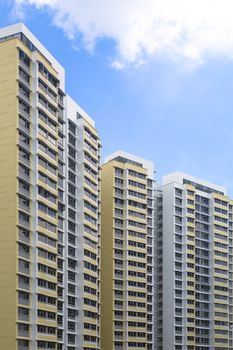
[157,172,233,350]
[101,151,155,350]
[65,97,101,350]
[0,23,101,350]
[154,183,163,350]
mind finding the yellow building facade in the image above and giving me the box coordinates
[0,23,101,350]
[101,151,154,350]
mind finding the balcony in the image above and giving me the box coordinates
[57,333,63,341]
[58,96,64,106]
[18,329,29,338]
[19,155,30,167]
[115,202,124,209]
[19,202,30,213]
[19,266,30,275]
[18,172,30,183]
[67,289,75,296]
[114,335,123,341]
[115,213,124,219]
[18,139,30,152]
[18,346,29,350]
[18,232,30,245]
[18,249,30,260]
[84,130,98,144]
[115,324,123,330]
[115,346,123,350]
[115,192,124,199]
[18,312,29,322]
[115,263,123,270]
[115,252,123,259]
[115,230,123,239]
[39,97,57,118]
[19,107,30,121]
[18,90,30,105]
[18,122,30,134]
[68,264,76,272]
[18,187,30,198]
[84,179,98,191]
[18,218,30,229]
[114,284,123,290]
[114,304,123,311]
[58,110,64,121]
[39,82,57,103]
[84,143,98,157]
[115,223,123,229]
[19,59,31,73]
[18,296,29,306]
[114,314,123,320]
[18,71,30,88]
[115,242,123,249]
[18,281,30,291]
[58,125,65,136]
[115,183,124,190]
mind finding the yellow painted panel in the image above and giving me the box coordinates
[0,38,19,350]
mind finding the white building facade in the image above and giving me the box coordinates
[156,172,233,350]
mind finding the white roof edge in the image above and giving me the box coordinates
[66,95,95,127]
[0,22,65,90]
[104,151,155,178]
[163,171,226,195]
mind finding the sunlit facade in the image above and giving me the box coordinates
[101,151,154,350]
[0,23,101,350]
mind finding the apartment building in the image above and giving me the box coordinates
[101,151,154,350]
[64,96,101,350]
[154,183,163,350]
[157,172,233,350]
[0,23,101,350]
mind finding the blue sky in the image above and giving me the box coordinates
[1,1,233,194]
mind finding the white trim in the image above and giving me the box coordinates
[163,171,226,195]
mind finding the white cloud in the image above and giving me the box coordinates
[14,0,233,68]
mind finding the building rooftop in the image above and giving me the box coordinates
[0,22,65,89]
[104,150,154,178]
[66,95,95,127]
[163,171,226,195]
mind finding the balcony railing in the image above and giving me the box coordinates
[18,187,30,198]
[114,314,123,320]
[115,263,123,270]
[18,71,30,87]
[18,233,30,245]
[18,218,30,229]
[18,313,29,322]
[18,346,29,350]
[18,296,29,306]
[19,202,30,213]
[19,90,30,104]
[18,123,30,134]
[19,107,30,121]
[19,156,30,167]
[18,139,30,152]
[19,60,31,73]
[115,324,123,330]
[115,192,124,199]
[19,266,30,275]
[18,330,29,338]
[18,281,30,290]
[18,172,30,183]
[18,249,30,259]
